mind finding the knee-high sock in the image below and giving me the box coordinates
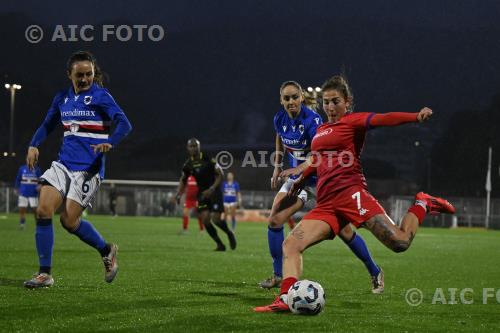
[71,219,108,256]
[231,216,236,230]
[204,222,223,245]
[182,216,189,230]
[408,204,426,224]
[36,218,54,274]
[268,226,284,277]
[345,232,380,276]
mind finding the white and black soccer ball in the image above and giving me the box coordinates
[286,279,326,315]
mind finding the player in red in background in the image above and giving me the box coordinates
[254,75,456,312]
[177,175,204,234]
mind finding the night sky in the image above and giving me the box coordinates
[1,0,499,192]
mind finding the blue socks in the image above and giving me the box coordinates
[72,219,107,255]
[20,217,26,226]
[36,218,54,274]
[231,217,236,230]
[346,232,380,277]
[268,226,284,277]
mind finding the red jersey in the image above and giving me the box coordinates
[185,175,199,201]
[311,112,375,199]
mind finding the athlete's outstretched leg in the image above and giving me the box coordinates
[254,219,331,313]
[60,199,118,283]
[260,192,303,289]
[364,192,455,252]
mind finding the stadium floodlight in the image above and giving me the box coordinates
[315,87,321,92]
[5,83,22,154]
[307,87,313,92]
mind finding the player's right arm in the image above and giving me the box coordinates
[27,92,64,170]
[271,133,285,190]
[176,163,189,204]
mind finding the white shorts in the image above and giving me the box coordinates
[278,178,315,203]
[18,195,38,208]
[224,202,237,209]
[40,161,101,208]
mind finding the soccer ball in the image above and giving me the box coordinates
[286,279,326,315]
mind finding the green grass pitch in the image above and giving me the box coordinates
[1,214,499,332]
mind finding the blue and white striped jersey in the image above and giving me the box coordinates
[15,165,41,197]
[30,83,132,178]
[273,105,322,177]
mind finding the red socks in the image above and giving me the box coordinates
[182,216,189,230]
[198,217,204,231]
[280,277,298,295]
[408,205,426,225]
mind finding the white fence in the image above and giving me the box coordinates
[1,181,499,229]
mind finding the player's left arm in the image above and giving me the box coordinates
[176,164,190,204]
[211,163,224,191]
[368,107,433,128]
[92,91,132,154]
[203,161,223,198]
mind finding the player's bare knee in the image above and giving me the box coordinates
[283,237,302,256]
[389,238,409,253]
[60,214,78,233]
[268,215,285,228]
[36,204,53,219]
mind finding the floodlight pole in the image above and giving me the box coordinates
[5,83,22,154]
[485,147,492,229]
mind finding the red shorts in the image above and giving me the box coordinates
[184,200,197,209]
[302,184,386,235]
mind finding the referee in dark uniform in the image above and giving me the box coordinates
[176,138,237,251]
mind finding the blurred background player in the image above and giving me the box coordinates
[222,172,242,231]
[261,80,383,294]
[176,138,236,250]
[178,175,204,234]
[15,164,42,230]
[23,51,132,288]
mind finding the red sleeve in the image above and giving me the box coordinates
[369,112,418,128]
[343,112,373,129]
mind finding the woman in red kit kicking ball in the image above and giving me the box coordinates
[254,75,455,313]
